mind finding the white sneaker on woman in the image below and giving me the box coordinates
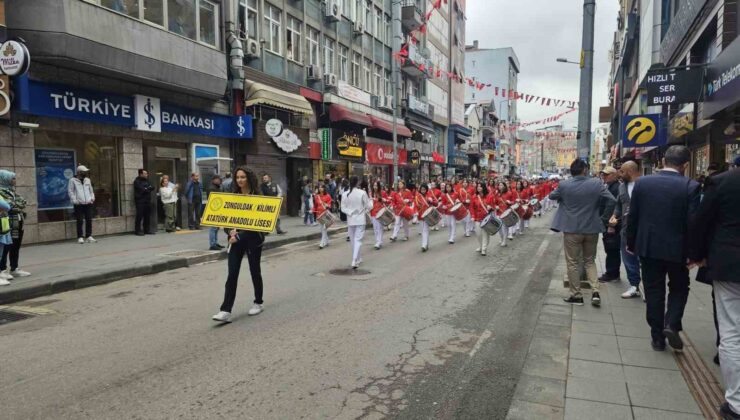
[0,278,9,286]
[0,270,12,280]
[248,304,263,316]
[10,269,30,277]
[212,311,232,322]
[77,237,85,244]
[86,236,97,243]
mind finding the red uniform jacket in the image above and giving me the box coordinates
[470,194,492,222]
[414,191,438,218]
[490,193,509,217]
[391,190,413,213]
[502,191,518,206]
[313,193,332,216]
[519,188,533,201]
[439,192,458,215]
[458,187,472,208]
[369,191,388,217]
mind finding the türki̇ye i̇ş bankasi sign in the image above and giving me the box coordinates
[200,193,283,233]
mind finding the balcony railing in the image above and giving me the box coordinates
[401,0,423,32]
[401,44,430,79]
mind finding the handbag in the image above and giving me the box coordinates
[0,215,9,235]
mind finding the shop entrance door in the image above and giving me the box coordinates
[286,158,312,217]
[151,158,176,228]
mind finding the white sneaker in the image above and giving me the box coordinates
[77,237,85,244]
[212,311,232,322]
[481,249,487,256]
[621,286,640,299]
[508,234,514,240]
[86,236,97,243]
[248,304,263,316]
[0,271,13,280]
[10,269,30,277]
[500,242,507,247]
[0,278,9,286]
[475,248,481,252]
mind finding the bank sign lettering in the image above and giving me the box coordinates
[645,68,703,106]
[17,80,252,139]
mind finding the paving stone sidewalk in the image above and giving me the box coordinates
[506,246,722,420]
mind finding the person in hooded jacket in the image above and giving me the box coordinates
[68,165,96,244]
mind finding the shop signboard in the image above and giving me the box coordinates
[319,128,332,160]
[408,150,421,167]
[622,114,667,148]
[134,95,162,132]
[0,76,10,120]
[337,81,372,107]
[265,119,283,137]
[645,68,703,106]
[0,40,31,76]
[366,143,407,165]
[448,151,468,167]
[334,130,364,161]
[15,80,252,139]
[704,39,740,119]
[272,129,302,153]
[34,148,76,210]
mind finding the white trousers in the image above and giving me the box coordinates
[502,224,512,241]
[716,281,740,413]
[393,215,410,239]
[348,225,365,265]
[371,217,384,247]
[476,221,490,251]
[447,215,457,242]
[320,224,330,247]
[464,213,474,235]
[421,221,430,248]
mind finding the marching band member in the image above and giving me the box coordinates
[495,181,512,246]
[390,181,412,242]
[517,180,532,232]
[499,181,518,241]
[459,180,474,237]
[314,184,333,249]
[430,182,442,231]
[437,182,446,229]
[471,183,493,256]
[369,181,387,250]
[440,183,459,244]
[341,176,373,269]
[414,184,437,252]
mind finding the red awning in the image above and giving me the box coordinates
[329,104,372,126]
[369,115,412,137]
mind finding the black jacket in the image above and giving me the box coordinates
[627,170,700,263]
[612,181,632,240]
[133,177,154,205]
[689,169,740,283]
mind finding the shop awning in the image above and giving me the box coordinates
[329,104,372,126]
[406,114,435,134]
[369,115,412,137]
[244,82,314,115]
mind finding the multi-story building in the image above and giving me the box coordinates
[464,42,520,175]
[446,0,471,178]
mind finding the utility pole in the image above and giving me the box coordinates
[391,0,403,182]
[577,0,595,161]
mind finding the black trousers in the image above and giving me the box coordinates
[640,257,690,340]
[74,204,93,238]
[188,202,202,229]
[0,225,23,271]
[220,241,263,312]
[602,234,621,278]
[135,202,151,234]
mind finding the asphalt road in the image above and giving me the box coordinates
[0,214,563,420]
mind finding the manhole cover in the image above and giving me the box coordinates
[162,250,217,258]
[0,309,34,326]
[329,268,371,276]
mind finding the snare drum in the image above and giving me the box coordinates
[529,198,539,207]
[317,210,337,228]
[375,207,395,226]
[398,206,415,221]
[480,214,502,235]
[511,202,525,218]
[500,209,520,228]
[421,207,442,227]
[450,203,469,221]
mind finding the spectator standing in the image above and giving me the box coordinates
[550,159,615,307]
[133,169,155,236]
[185,172,203,230]
[158,175,178,233]
[610,161,642,299]
[0,195,12,285]
[221,172,233,191]
[68,165,96,244]
[689,157,740,419]
[206,175,224,250]
[0,170,31,279]
[627,146,700,351]
[302,179,316,225]
[260,174,286,234]
[598,166,621,282]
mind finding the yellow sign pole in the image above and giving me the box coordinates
[200,193,283,233]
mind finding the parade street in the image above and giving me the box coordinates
[1,217,565,420]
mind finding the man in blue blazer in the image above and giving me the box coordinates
[627,146,701,351]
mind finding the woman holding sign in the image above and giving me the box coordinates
[212,166,266,323]
[341,176,373,269]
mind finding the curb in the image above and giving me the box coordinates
[0,226,349,305]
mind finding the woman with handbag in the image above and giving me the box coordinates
[212,166,266,323]
[159,175,179,233]
[0,170,30,279]
[0,195,12,285]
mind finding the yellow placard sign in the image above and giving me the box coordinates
[200,193,283,233]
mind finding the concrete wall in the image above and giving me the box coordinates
[464,48,520,123]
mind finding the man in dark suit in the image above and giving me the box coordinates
[627,145,701,351]
[690,157,740,420]
[598,166,621,282]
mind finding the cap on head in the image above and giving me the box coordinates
[600,166,617,175]
[77,165,90,173]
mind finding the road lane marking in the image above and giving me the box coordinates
[468,329,493,358]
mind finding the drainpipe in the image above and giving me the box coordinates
[226,27,245,115]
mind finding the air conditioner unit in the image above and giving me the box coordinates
[244,39,260,59]
[353,20,364,35]
[307,65,322,81]
[325,0,340,22]
[323,73,338,87]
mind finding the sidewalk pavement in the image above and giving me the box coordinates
[0,216,349,304]
[506,244,725,420]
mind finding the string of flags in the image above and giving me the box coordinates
[514,108,578,129]
[392,0,579,109]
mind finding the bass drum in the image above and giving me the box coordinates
[421,207,442,227]
[500,209,520,228]
[317,210,337,228]
[397,206,415,221]
[450,203,469,221]
[480,214,502,235]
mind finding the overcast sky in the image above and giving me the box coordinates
[466,0,620,130]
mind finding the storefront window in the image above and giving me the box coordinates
[34,132,120,223]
